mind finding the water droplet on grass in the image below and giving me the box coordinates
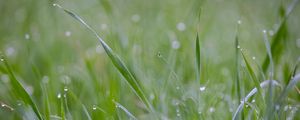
[0,58,4,62]
[209,107,215,113]
[262,30,267,33]
[92,105,97,110]
[57,93,61,99]
[157,52,162,58]
[65,31,71,37]
[64,87,68,92]
[25,33,30,40]
[237,45,240,49]
[252,56,256,60]
[237,20,242,24]
[171,40,180,49]
[176,22,186,31]
[251,99,255,103]
[199,86,206,91]
[275,105,280,110]
[5,47,15,56]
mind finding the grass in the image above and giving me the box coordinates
[0,0,300,119]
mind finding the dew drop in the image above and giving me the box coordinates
[176,86,180,90]
[262,30,267,33]
[275,105,280,110]
[176,22,186,31]
[176,113,181,117]
[64,87,68,92]
[199,86,206,92]
[237,20,242,24]
[92,105,97,110]
[252,56,256,60]
[65,31,71,37]
[0,58,4,62]
[5,47,15,56]
[157,52,162,58]
[251,99,255,103]
[17,103,22,106]
[1,104,5,107]
[25,33,30,40]
[57,93,61,99]
[245,105,249,108]
[171,40,181,49]
[237,45,240,49]
[209,107,215,113]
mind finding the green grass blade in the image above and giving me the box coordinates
[235,24,242,103]
[114,101,137,120]
[262,30,275,119]
[53,4,153,112]
[240,50,264,100]
[82,104,92,120]
[277,73,300,103]
[195,33,201,83]
[41,84,50,120]
[232,80,280,120]
[60,97,65,120]
[262,0,299,72]
[0,54,43,120]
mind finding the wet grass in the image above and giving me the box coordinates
[0,0,300,119]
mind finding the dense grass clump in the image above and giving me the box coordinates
[0,0,300,119]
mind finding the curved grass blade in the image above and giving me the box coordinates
[262,0,299,72]
[240,50,264,101]
[53,4,153,112]
[277,73,300,103]
[0,54,43,120]
[232,80,281,120]
[114,101,138,120]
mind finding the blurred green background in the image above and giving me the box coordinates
[0,0,300,119]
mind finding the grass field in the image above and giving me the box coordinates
[0,0,300,119]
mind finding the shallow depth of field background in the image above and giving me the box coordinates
[0,0,300,119]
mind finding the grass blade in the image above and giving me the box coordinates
[262,30,275,119]
[53,4,153,112]
[114,101,137,120]
[232,80,280,120]
[262,0,299,72]
[195,33,201,83]
[0,54,43,120]
[240,50,264,101]
[235,22,242,103]
[277,73,300,103]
